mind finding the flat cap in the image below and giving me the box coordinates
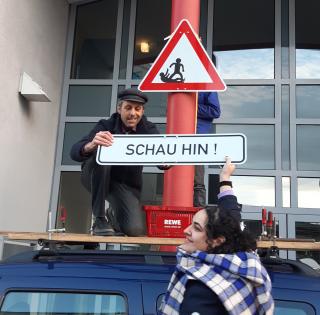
[118,88,148,104]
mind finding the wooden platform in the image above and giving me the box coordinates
[1,231,320,250]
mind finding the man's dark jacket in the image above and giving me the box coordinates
[70,113,159,191]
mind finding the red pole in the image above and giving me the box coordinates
[163,0,200,207]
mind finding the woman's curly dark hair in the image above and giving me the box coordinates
[204,206,257,254]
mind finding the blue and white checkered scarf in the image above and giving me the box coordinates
[159,248,274,315]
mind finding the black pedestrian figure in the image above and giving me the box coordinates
[159,58,185,83]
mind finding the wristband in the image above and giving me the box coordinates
[219,181,232,188]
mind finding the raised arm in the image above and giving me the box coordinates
[217,157,242,221]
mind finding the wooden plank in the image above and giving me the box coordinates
[3,232,320,250]
[258,240,320,250]
[6,232,184,245]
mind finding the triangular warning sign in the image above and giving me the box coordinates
[138,19,226,92]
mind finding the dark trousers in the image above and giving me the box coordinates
[81,156,146,236]
[194,165,206,207]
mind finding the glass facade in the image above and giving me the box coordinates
[52,0,320,260]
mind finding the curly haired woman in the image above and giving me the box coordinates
[159,157,274,315]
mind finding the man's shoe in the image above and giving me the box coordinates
[91,217,123,236]
[106,207,121,232]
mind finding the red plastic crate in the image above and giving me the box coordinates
[143,205,202,238]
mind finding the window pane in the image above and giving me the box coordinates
[209,175,275,207]
[218,86,274,119]
[67,86,112,117]
[71,0,118,79]
[296,86,320,119]
[141,173,163,205]
[282,177,291,207]
[296,0,320,78]
[297,125,320,171]
[132,85,168,117]
[216,125,275,169]
[213,0,275,79]
[133,0,171,79]
[233,176,275,207]
[1,291,127,315]
[243,219,278,239]
[295,221,320,266]
[119,0,131,79]
[58,172,91,233]
[281,0,289,79]
[63,123,96,165]
[143,92,168,117]
[282,85,290,170]
[298,178,320,208]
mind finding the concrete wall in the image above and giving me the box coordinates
[0,0,69,231]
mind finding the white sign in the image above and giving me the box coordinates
[96,134,246,165]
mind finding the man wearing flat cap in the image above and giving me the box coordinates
[70,88,161,236]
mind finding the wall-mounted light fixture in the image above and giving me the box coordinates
[140,41,150,53]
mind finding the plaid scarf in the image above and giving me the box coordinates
[159,248,274,315]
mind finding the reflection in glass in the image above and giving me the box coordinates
[296,50,320,79]
[282,177,291,207]
[296,221,320,265]
[133,0,171,79]
[213,0,275,79]
[209,175,275,207]
[296,0,320,78]
[63,123,96,165]
[215,49,274,79]
[297,125,320,171]
[231,176,275,207]
[71,0,118,79]
[67,86,112,117]
[216,125,275,169]
[296,86,320,118]
[218,86,274,119]
[297,178,320,208]
[58,172,91,233]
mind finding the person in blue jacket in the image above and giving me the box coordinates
[194,92,221,207]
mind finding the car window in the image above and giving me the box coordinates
[275,300,315,315]
[0,291,127,315]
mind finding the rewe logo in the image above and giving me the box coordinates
[164,219,181,225]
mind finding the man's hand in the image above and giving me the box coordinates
[83,131,114,154]
[157,165,172,171]
[219,156,235,182]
